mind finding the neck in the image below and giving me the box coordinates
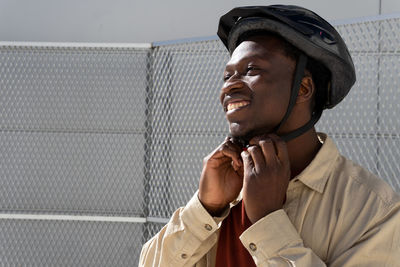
[285,127,322,179]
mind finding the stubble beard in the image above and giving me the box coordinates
[229,127,271,148]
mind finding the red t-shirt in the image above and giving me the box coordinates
[215,200,256,267]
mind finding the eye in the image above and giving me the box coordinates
[223,73,232,82]
[246,66,259,75]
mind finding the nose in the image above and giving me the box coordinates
[220,72,245,104]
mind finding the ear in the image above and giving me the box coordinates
[297,74,314,104]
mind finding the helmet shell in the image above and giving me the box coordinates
[217,5,356,109]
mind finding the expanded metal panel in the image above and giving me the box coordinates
[1,14,400,266]
[0,131,145,214]
[0,45,150,265]
[319,17,400,191]
[146,42,229,218]
[0,46,148,216]
[317,54,379,134]
[0,47,148,131]
[0,219,142,266]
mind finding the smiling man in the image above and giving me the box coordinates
[139,5,400,267]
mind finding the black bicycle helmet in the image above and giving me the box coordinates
[217,5,356,141]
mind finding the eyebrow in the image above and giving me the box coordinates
[225,54,269,71]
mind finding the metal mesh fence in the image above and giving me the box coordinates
[1,14,400,266]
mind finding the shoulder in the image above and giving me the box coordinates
[334,154,400,209]
[318,155,400,266]
[325,153,400,232]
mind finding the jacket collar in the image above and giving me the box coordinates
[292,133,339,193]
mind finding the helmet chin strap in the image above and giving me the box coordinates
[275,53,322,142]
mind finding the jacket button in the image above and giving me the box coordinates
[249,243,257,251]
[204,224,212,231]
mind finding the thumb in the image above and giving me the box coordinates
[241,151,254,177]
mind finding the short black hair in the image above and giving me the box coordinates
[237,30,330,112]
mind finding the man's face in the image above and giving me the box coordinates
[220,35,296,142]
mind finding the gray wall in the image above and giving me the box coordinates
[1,0,400,43]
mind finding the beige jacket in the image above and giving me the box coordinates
[139,134,400,266]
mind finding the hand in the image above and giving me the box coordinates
[241,134,290,223]
[199,137,244,216]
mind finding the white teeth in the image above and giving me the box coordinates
[227,101,249,111]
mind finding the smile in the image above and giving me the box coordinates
[227,101,250,112]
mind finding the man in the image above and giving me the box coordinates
[139,5,400,266]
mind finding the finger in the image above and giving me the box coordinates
[225,138,243,154]
[212,138,241,157]
[237,164,244,177]
[231,160,245,175]
[241,150,254,177]
[259,138,278,164]
[218,142,243,167]
[229,136,247,148]
[247,145,265,173]
[248,135,263,146]
[248,134,270,146]
[269,134,290,164]
[226,143,243,168]
[230,160,243,172]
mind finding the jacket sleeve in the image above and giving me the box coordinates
[240,209,327,266]
[139,192,229,267]
[240,203,400,267]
